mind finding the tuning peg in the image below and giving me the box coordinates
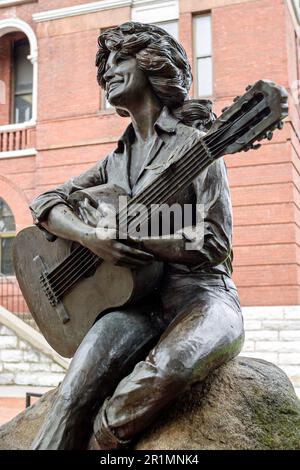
[222,106,229,113]
[277,121,284,130]
[245,85,252,91]
[266,131,273,141]
[233,96,240,102]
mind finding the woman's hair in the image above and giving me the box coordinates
[96,21,215,131]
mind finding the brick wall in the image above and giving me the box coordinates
[0,0,299,307]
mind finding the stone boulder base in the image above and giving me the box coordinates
[0,357,300,450]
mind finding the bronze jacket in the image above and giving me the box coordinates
[30,107,233,278]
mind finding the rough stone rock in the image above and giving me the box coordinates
[0,357,299,450]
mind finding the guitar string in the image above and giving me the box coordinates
[49,119,254,297]
[126,157,212,239]
[53,156,214,298]
[51,124,259,300]
[49,119,249,296]
[47,115,239,286]
[117,114,246,225]
[119,143,209,225]
[46,96,264,285]
[118,120,234,224]
[54,258,100,299]
[125,104,269,223]
[50,250,97,293]
[47,140,211,284]
[48,144,209,289]
[53,252,100,298]
[52,156,211,297]
[48,104,268,297]
[118,119,245,230]
[48,142,211,288]
[122,113,268,236]
[125,155,211,236]
[47,246,87,281]
[47,247,90,284]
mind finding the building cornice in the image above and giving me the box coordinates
[0,0,36,8]
[132,0,178,22]
[32,0,178,23]
[32,0,132,23]
[0,148,37,159]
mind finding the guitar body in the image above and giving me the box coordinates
[13,226,163,358]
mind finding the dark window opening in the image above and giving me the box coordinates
[0,198,16,275]
[12,39,33,124]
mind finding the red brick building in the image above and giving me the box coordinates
[0,0,300,309]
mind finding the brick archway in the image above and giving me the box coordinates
[0,175,32,232]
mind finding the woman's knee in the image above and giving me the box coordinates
[144,350,193,392]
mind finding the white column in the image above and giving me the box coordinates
[28,52,38,124]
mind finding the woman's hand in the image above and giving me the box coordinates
[81,227,154,268]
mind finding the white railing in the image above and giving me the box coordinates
[0,122,36,156]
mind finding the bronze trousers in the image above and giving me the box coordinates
[32,274,244,450]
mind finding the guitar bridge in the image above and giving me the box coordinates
[34,254,70,324]
[40,272,59,307]
[40,272,70,324]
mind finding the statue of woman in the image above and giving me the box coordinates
[30,22,244,450]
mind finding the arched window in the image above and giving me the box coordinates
[0,18,38,126]
[0,198,16,275]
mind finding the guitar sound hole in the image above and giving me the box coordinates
[70,242,97,278]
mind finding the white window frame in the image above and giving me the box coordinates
[131,0,179,24]
[0,0,36,7]
[193,14,213,99]
[0,18,38,131]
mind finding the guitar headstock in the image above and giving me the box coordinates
[206,80,288,158]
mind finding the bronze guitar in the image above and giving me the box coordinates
[13,80,288,357]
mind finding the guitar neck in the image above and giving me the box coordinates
[117,124,232,231]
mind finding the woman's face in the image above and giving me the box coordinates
[103,50,150,110]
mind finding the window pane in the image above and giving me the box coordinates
[14,42,33,93]
[104,93,113,109]
[197,57,213,97]
[13,40,33,123]
[195,15,212,57]
[0,199,16,232]
[154,21,178,40]
[14,93,32,124]
[1,237,14,275]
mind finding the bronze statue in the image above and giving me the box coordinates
[12,22,287,450]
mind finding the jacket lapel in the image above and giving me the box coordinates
[132,135,179,196]
[133,136,165,186]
